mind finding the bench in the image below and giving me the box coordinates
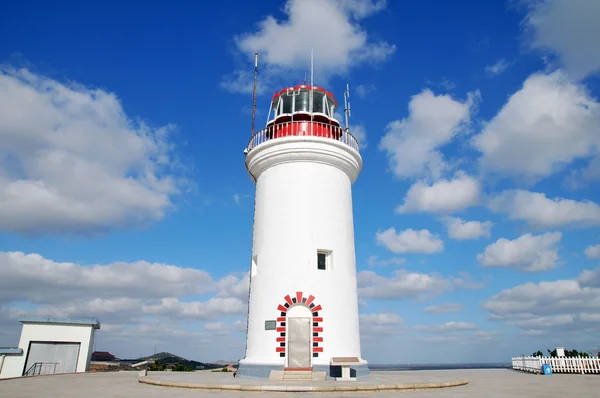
[330,357,360,380]
[132,360,155,377]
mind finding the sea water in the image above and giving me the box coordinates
[369,363,511,371]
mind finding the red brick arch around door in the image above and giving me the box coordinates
[275,292,323,358]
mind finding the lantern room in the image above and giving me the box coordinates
[267,85,340,127]
[245,83,361,153]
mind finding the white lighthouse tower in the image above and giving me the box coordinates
[237,53,368,379]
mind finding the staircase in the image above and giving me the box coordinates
[269,368,326,381]
[283,369,313,381]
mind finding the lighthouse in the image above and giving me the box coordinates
[237,53,368,379]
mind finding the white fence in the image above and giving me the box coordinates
[512,356,600,374]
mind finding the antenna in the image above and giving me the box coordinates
[344,83,351,135]
[310,45,314,135]
[251,52,259,137]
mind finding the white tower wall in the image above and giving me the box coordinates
[239,136,367,378]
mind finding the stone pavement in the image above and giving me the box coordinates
[1,369,599,397]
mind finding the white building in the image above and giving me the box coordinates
[237,79,368,379]
[0,315,100,379]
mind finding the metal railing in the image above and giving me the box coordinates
[24,362,59,376]
[246,121,360,153]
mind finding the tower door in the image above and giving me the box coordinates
[287,317,311,368]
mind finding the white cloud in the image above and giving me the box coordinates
[585,244,600,259]
[233,194,241,205]
[0,251,249,359]
[359,311,407,338]
[488,190,600,229]
[350,124,368,149]
[521,329,545,336]
[396,173,480,214]
[482,268,600,335]
[0,67,185,236]
[0,252,217,304]
[523,0,600,80]
[581,156,600,181]
[423,302,463,314]
[335,0,387,19]
[223,0,395,93]
[485,58,510,76]
[38,296,246,322]
[579,267,600,288]
[359,312,404,326]
[367,256,406,267]
[474,331,498,341]
[357,269,484,301]
[477,232,562,272]
[204,322,227,332]
[220,69,268,96]
[376,227,444,254]
[439,78,456,91]
[355,84,376,98]
[452,272,487,290]
[415,336,460,343]
[357,269,453,300]
[472,71,600,182]
[580,313,600,322]
[215,273,250,301]
[415,321,477,333]
[510,314,574,329]
[444,217,492,240]
[380,89,478,180]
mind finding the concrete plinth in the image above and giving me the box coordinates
[236,363,370,379]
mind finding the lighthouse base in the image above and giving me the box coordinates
[236,361,370,380]
[236,362,284,379]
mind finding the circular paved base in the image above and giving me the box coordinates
[138,375,469,392]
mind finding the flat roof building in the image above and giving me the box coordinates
[0,315,100,379]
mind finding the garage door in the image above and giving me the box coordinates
[24,342,80,375]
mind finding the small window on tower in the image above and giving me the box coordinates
[251,255,258,277]
[317,251,330,270]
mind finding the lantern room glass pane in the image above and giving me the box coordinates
[282,95,292,114]
[313,92,324,113]
[295,89,310,113]
[272,98,280,119]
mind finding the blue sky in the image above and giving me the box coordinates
[1,0,600,364]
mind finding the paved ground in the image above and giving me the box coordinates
[0,369,598,397]
[141,368,466,389]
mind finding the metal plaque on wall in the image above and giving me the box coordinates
[265,320,276,330]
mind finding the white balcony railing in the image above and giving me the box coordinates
[246,121,360,153]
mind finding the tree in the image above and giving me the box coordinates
[532,350,543,357]
[172,361,193,372]
[148,362,166,371]
[545,348,590,358]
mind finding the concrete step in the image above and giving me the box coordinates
[268,370,284,381]
[283,369,312,381]
[282,370,326,381]
[273,368,326,382]
[283,370,312,375]
[283,374,312,380]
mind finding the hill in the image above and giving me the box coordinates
[125,351,225,370]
